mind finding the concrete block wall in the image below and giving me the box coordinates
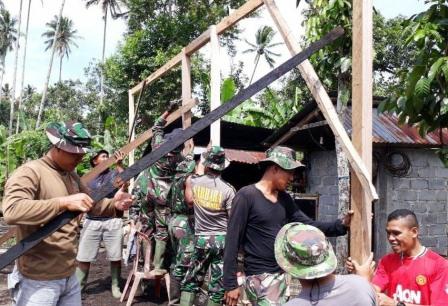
[306,148,448,257]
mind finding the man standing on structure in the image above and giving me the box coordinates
[223,146,352,306]
[180,146,236,306]
[3,121,134,305]
[76,149,126,298]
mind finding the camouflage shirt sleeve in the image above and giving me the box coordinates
[151,117,167,149]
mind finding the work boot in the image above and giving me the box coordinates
[75,267,89,292]
[206,299,222,306]
[169,275,182,305]
[151,239,168,276]
[110,264,122,299]
[180,291,195,306]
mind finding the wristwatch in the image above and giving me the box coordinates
[396,302,406,306]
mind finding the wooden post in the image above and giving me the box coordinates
[182,48,193,149]
[128,90,135,191]
[264,0,378,201]
[350,0,373,263]
[210,25,221,146]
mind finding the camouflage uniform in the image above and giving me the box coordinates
[130,168,155,235]
[167,156,196,279]
[180,147,235,306]
[182,234,227,303]
[244,273,287,306]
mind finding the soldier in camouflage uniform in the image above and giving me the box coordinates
[131,102,185,275]
[180,146,236,306]
[223,146,352,306]
[276,223,376,306]
[167,154,196,304]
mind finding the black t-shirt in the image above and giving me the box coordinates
[223,184,347,290]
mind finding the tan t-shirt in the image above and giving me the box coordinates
[2,156,117,280]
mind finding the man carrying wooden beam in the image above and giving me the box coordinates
[2,121,134,305]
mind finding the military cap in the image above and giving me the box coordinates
[260,146,304,170]
[202,146,229,171]
[275,222,337,279]
[46,121,92,154]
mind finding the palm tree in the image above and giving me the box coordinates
[84,0,126,129]
[0,8,18,135]
[36,0,65,129]
[11,0,24,107]
[16,0,32,134]
[42,16,79,82]
[243,25,282,84]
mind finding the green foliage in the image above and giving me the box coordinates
[379,1,448,165]
[104,0,247,126]
[0,125,50,196]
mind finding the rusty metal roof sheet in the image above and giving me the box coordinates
[224,148,266,164]
[343,108,448,146]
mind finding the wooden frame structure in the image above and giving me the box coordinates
[127,0,376,262]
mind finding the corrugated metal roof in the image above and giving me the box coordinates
[342,109,448,145]
[224,148,266,164]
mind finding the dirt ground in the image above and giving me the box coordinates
[0,248,169,306]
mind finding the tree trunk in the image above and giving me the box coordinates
[249,54,260,85]
[0,58,5,99]
[98,8,108,133]
[9,0,23,136]
[59,56,62,83]
[16,0,32,134]
[335,75,350,274]
[36,0,65,129]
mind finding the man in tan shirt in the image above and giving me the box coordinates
[2,121,134,306]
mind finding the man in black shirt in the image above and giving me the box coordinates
[223,146,353,306]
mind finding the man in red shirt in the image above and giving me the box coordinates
[348,209,448,306]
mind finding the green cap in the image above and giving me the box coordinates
[46,121,92,154]
[275,222,337,279]
[202,146,229,171]
[260,146,304,170]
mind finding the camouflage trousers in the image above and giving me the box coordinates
[181,234,226,303]
[168,214,195,279]
[243,272,287,306]
[154,205,170,242]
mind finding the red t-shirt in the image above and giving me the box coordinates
[372,248,448,305]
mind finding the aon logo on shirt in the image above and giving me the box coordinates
[393,285,421,304]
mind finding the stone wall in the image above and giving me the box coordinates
[306,148,448,258]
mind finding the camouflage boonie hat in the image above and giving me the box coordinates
[46,121,92,154]
[202,146,229,171]
[176,154,196,174]
[260,146,304,170]
[275,222,337,279]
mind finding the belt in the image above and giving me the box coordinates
[86,215,112,221]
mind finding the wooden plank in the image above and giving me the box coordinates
[130,53,183,95]
[0,30,343,270]
[185,0,264,55]
[350,0,373,263]
[130,0,264,95]
[264,0,378,201]
[128,91,135,191]
[182,48,193,148]
[271,108,320,147]
[210,25,221,145]
[81,98,199,185]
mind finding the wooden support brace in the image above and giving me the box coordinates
[130,0,264,96]
[210,25,221,146]
[264,0,378,201]
[182,48,193,149]
[81,98,198,185]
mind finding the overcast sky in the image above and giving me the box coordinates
[1,0,428,95]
